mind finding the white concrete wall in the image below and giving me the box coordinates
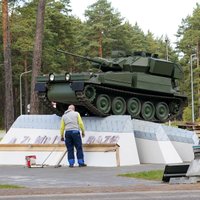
[84,131,140,166]
[0,115,140,166]
[0,115,198,166]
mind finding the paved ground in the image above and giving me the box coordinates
[0,164,165,188]
[1,164,200,197]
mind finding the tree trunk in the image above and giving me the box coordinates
[30,0,46,114]
[0,80,4,128]
[2,0,14,132]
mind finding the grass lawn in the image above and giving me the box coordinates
[0,184,24,189]
[118,170,164,181]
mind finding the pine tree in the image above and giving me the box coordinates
[30,0,46,114]
[2,0,14,131]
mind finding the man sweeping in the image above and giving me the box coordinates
[60,104,87,167]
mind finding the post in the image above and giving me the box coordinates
[20,70,32,115]
[190,54,196,123]
[165,35,169,61]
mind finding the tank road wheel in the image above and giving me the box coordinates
[156,102,169,121]
[141,101,155,121]
[127,97,141,117]
[84,85,96,102]
[96,94,111,114]
[112,97,126,115]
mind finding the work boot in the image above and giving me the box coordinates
[79,163,87,167]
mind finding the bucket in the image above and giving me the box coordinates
[25,155,36,168]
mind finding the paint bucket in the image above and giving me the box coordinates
[25,155,36,168]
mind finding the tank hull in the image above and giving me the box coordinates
[35,71,187,122]
[47,83,79,104]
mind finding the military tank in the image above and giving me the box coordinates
[35,49,187,122]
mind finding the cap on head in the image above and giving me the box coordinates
[68,104,75,111]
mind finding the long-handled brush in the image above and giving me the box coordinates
[54,149,67,168]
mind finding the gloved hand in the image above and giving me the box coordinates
[61,137,64,142]
[82,132,85,138]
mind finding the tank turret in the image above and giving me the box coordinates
[35,50,187,123]
[57,49,183,80]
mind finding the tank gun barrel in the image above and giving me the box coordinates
[57,49,125,72]
[57,49,110,65]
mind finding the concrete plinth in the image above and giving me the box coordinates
[0,115,198,166]
[0,115,140,167]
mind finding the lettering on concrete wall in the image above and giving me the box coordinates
[8,138,17,144]
[20,136,31,144]
[34,135,62,144]
[7,135,62,144]
[35,136,48,144]
[52,136,60,144]
[85,135,120,144]
[5,135,120,145]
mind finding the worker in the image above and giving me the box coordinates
[60,104,86,167]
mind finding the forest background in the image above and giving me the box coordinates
[1,0,200,130]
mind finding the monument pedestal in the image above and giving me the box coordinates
[0,115,198,166]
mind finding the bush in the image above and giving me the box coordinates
[183,107,192,122]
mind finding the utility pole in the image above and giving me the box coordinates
[165,35,169,61]
[20,70,32,115]
[190,54,197,123]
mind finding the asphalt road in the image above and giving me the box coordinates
[1,190,200,200]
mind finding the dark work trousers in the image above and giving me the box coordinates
[64,130,84,165]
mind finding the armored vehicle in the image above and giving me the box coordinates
[35,50,187,122]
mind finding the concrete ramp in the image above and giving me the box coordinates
[162,125,198,162]
[132,119,198,164]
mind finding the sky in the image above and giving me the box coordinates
[70,0,199,45]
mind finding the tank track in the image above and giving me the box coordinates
[38,84,185,123]
[75,84,186,123]
[76,91,109,117]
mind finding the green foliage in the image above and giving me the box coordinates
[124,22,146,52]
[0,0,192,124]
[83,0,176,60]
[42,1,74,73]
[176,3,200,119]
[0,184,25,189]
[196,117,200,122]
[118,170,164,181]
[183,107,192,122]
[84,0,125,56]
